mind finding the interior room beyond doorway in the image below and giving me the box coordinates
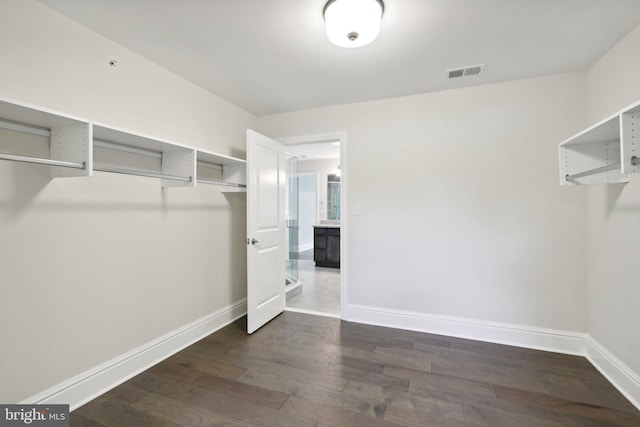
[284,139,342,317]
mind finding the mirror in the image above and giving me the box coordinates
[327,174,340,220]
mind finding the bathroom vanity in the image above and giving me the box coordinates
[313,224,340,268]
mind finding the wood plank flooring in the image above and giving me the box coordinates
[71,312,640,426]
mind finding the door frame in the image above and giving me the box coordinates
[277,132,347,319]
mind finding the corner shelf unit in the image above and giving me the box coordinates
[0,97,246,191]
[559,100,639,185]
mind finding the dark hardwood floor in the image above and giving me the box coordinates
[72,312,640,426]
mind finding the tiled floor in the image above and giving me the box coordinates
[290,248,314,261]
[286,257,341,316]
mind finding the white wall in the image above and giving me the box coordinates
[297,158,341,221]
[5,0,635,407]
[297,174,318,251]
[286,157,342,253]
[0,1,254,403]
[586,24,640,376]
[587,25,640,121]
[259,73,588,332]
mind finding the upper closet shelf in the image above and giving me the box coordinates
[559,99,640,185]
[0,97,92,178]
[93,123,197,188]
[93,124,247,189]
[197,150,246,192]
[0,97,246,190]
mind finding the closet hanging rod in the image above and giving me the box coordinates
[565,162,621,181]
[0,152,85,169]
[93,165,192,183]
[197,178,246,188]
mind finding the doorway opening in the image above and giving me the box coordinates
[283,136,343,318]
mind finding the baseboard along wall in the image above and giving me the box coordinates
[585,336,640,411]
[21,300,640,413]
[345,303,640,411]
[22,299,247,411]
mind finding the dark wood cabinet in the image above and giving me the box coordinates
[313,226,340,268]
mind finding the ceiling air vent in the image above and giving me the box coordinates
[448,69,465,79]
[447,64,485,79]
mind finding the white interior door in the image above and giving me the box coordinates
[246,129,286,334]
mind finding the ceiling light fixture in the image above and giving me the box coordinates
[323,0,384,48]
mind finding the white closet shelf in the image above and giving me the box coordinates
[559,99,640,185]
[559,116,619,147]
[0,97,92,178]
[92,123,196,188]
[197,149,246,192]
[197,150,246,167]
[0,97,88,130]
[0,97,247,190]
[93,123,193,154]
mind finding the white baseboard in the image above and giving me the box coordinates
[298,243,313,252]
[285,307,341,319]
[285,280,303,295]
[22,299,247,411]
[345,304,587,355]
[345,303,640,411]
[586,336,640,410]
[20,300,640,413]
[291,243,313,253]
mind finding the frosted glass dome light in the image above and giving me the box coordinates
[323,0,384,48]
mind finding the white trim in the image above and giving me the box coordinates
[285,307,341,319]
[345,303,640,411]
[17,298,640,413]
[278,132,344,145]
[338,132,347,319]
[586,336,640,410]
[297,242,313,252]
[22,299,247,411]
[285,280,303,294]
[345,304,587,355]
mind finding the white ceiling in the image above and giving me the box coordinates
[37,0,640,116]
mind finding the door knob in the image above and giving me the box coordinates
[251,238,259,245]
